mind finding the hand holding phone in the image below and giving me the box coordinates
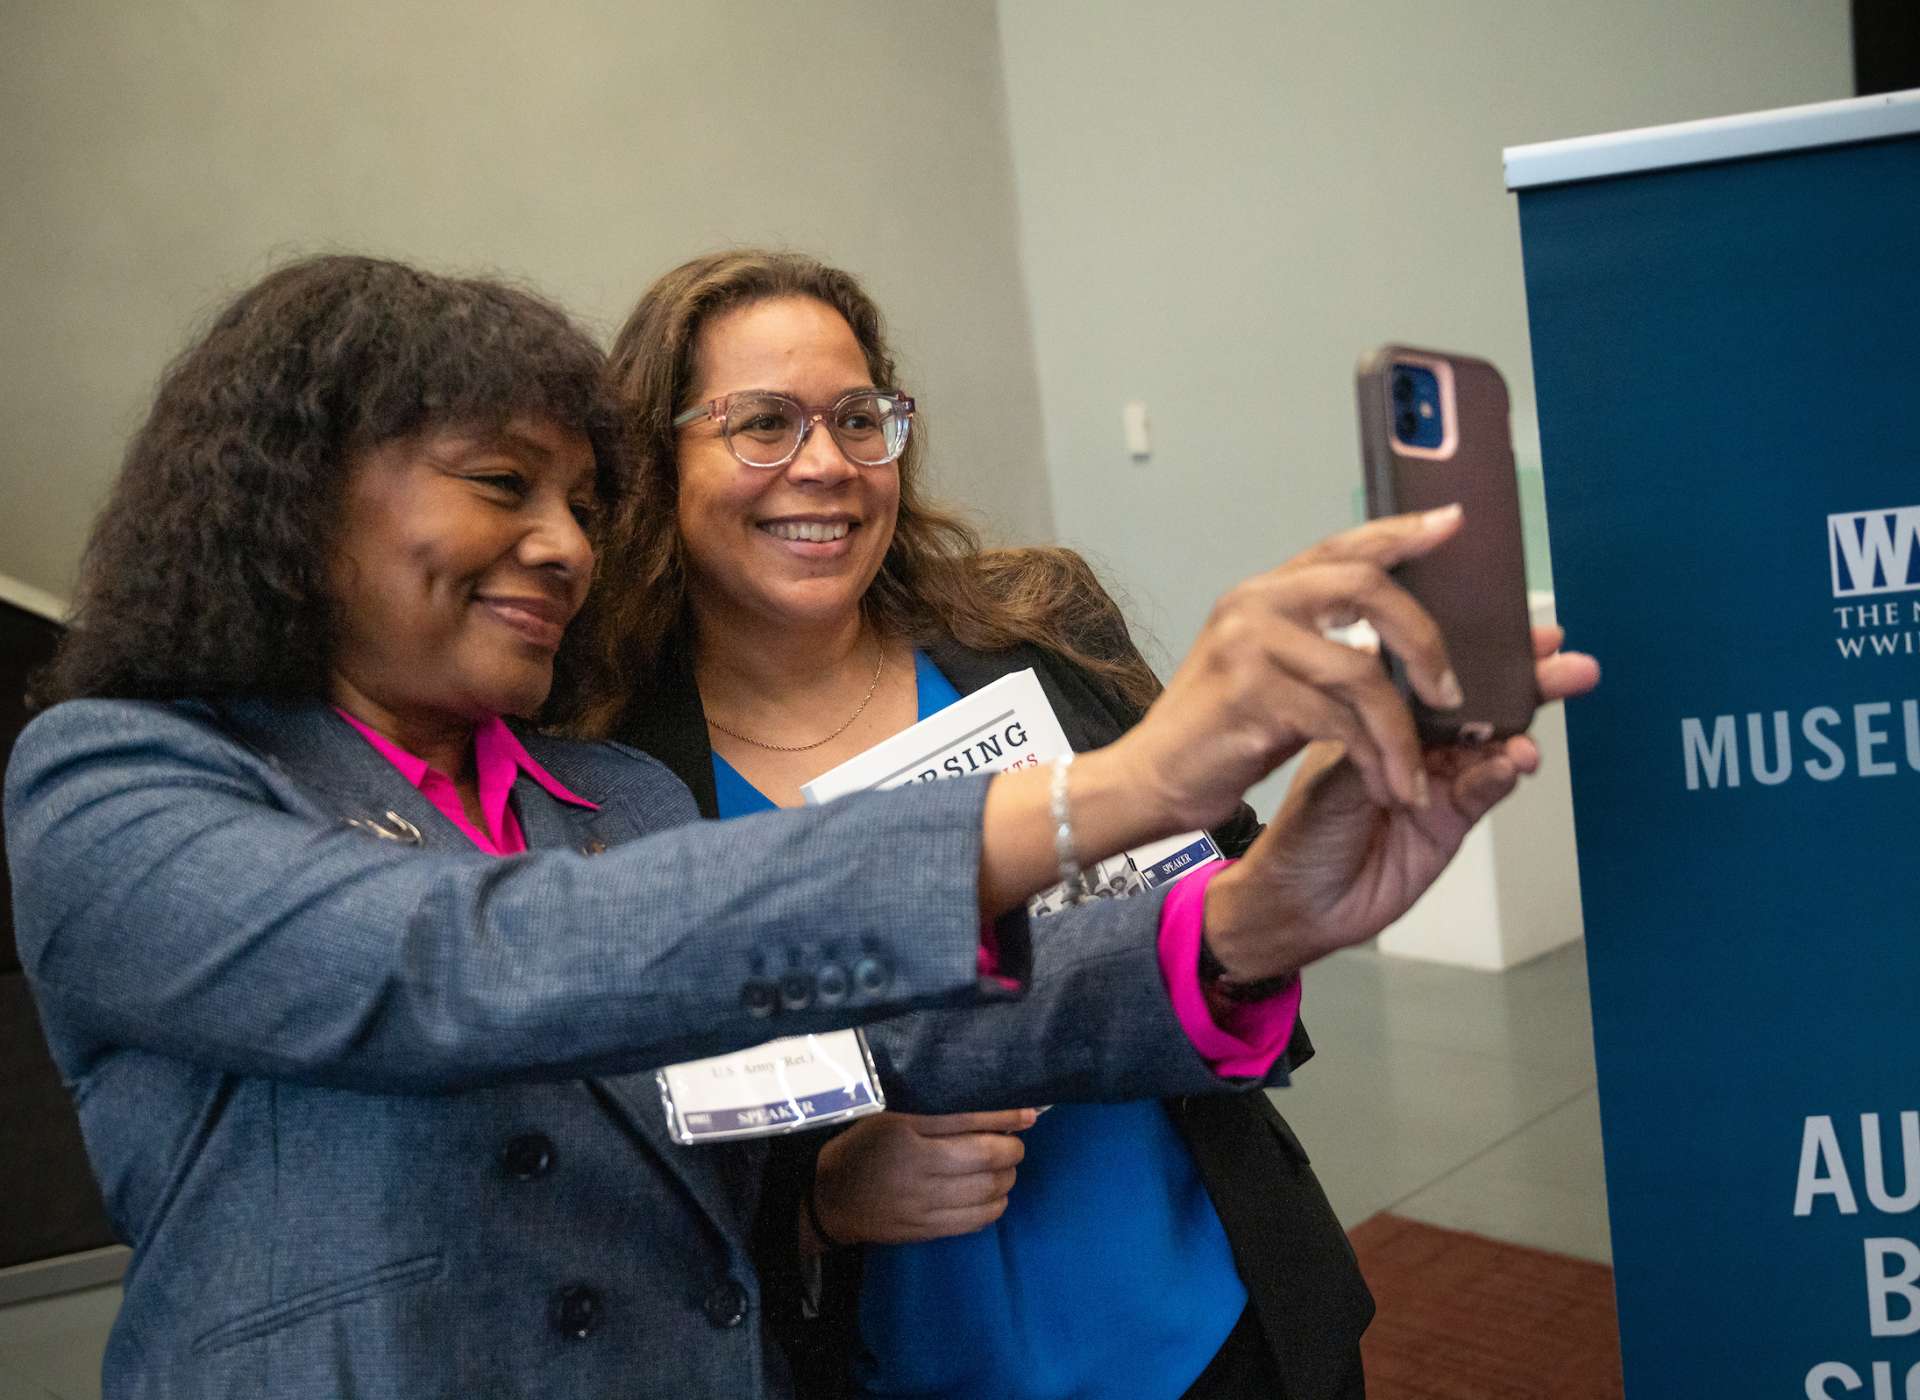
[1356,346,1538,744]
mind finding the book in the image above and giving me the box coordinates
[802,668,1222,911]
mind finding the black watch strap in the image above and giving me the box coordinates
[1197,936,1300,1004]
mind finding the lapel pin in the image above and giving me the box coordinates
[346,811,425,846]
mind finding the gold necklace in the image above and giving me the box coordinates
[706,642,887,753]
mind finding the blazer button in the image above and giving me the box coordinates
[851,956,891,997]
[500,1133,556,1182]
[549,1283,602,1339]
[579,838,608,856]
[703,1279,748,1328]
[778,972,814,1012]
[814,962,850,1006]
[740,978,778,1019]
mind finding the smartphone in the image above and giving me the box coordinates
[1355,345,1537,745]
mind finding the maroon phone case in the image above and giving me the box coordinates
[1356,345,1538,744]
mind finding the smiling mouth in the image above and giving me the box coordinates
[761,521,851,543]
[475,597,569,650]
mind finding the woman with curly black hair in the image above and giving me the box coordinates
[4,253,1563,1398]
[40,256,624,710]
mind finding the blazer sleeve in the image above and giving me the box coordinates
[859,882,1290,1115]
[5,699,1024,1094]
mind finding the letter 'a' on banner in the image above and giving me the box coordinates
[1507,91,1920,1396]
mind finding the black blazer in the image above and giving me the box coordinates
[615,628,1374,1399]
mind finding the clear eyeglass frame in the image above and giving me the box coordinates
[671,388,915,470]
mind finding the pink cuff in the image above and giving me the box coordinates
[1156,860,1302,1078]
[977,920,1021,992]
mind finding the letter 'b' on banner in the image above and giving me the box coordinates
[1868,1240,1920,1339]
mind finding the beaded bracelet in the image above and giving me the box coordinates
[1049,753,1086,894]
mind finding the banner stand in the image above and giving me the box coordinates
[1508,90,1920,1397]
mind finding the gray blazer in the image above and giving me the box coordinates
[5,696,1245,1399]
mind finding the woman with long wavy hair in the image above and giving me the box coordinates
[584,249,1597,1399]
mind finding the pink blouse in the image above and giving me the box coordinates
[335,709,597,854]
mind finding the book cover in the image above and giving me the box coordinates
[802,668,1221,909]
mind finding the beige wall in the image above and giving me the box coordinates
[0,0,1862,652]
[996,0,1853,672]
[0,0,1051,600]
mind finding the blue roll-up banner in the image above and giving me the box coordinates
[1509,92,1920,1398]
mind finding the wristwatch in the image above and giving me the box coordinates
[1196,936,1300,1004]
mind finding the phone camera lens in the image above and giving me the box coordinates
[1392,374,1414,404]
[1396,409,1419,439]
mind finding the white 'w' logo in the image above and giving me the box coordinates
[1829,506,1920,598]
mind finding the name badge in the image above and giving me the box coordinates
[657,1029,885,1145]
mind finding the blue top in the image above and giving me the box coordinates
[712,651,1246,1399]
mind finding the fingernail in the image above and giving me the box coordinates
[1412,767,1431,810]
[1423,503,1463,530]
[1437,670,1465,709]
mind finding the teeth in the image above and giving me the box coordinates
[763,521,850,543]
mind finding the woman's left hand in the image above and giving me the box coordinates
[808,1108,1038,1250]
[1202,625,1600,979]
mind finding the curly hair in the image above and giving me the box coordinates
[38,254,624,711]
[564,249,1159,734]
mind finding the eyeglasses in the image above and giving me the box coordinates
[672,388,915,470]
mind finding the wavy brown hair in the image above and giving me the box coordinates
[566,249,1159,733]
[38,254,624,711]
